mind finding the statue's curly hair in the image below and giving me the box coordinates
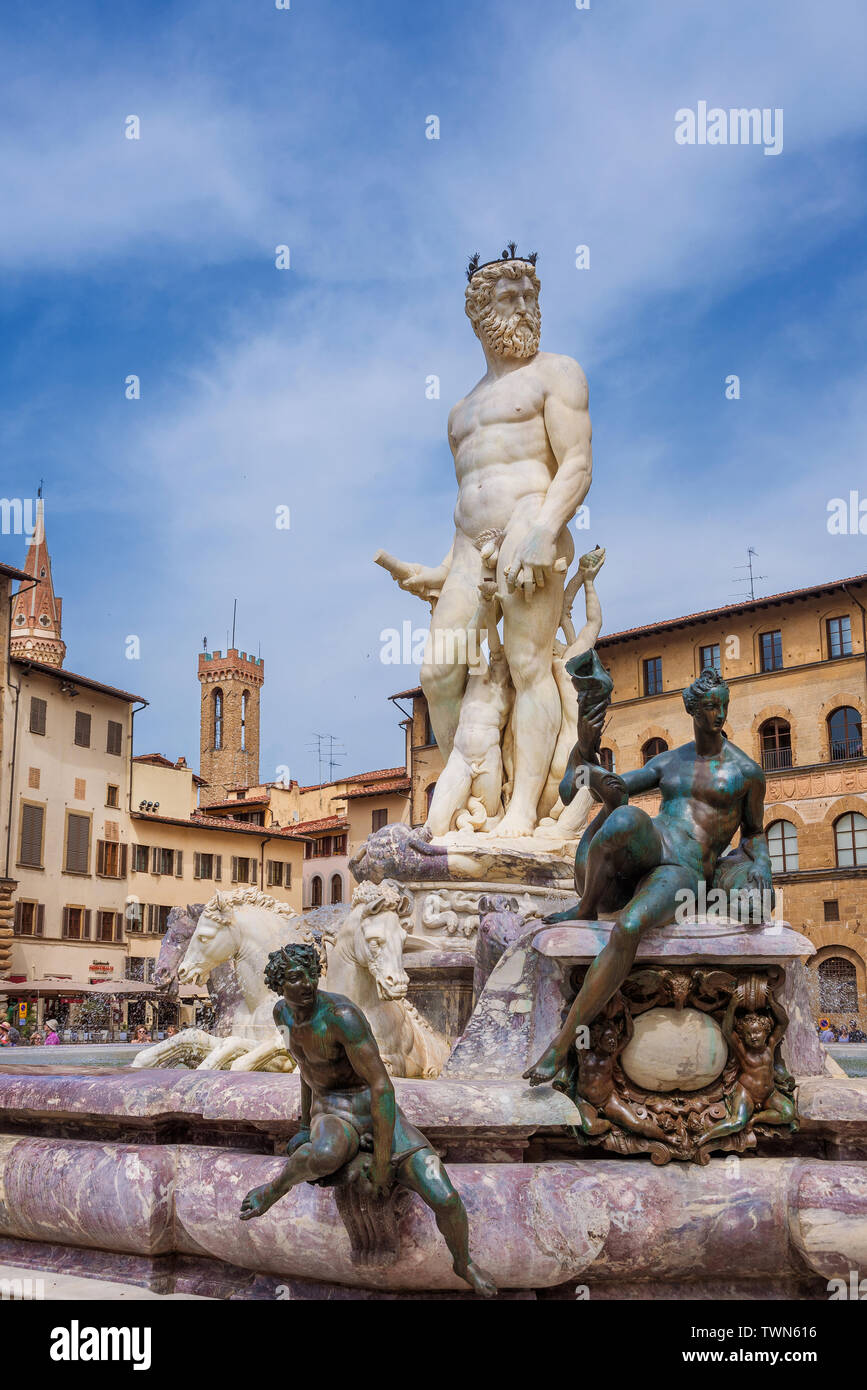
[263,942,321,994]
[682,666,729,715]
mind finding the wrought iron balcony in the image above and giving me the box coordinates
[830,738,864,761]
[761,747,793,771]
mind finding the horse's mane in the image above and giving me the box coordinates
[201,886,303,928]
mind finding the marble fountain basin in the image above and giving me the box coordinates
[0,1068,866,1297]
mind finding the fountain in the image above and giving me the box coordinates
[0,247,864,1299]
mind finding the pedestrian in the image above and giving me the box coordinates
[43,1019,60,1045]
[0,1020,21,1046]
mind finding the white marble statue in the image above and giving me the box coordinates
[378,247,597,841]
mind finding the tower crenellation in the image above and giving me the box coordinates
[197,647,263,806]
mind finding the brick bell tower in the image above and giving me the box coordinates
[197,646,264,807]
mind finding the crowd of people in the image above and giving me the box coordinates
[817,1018,866,1043]
[0,1017,179,1047]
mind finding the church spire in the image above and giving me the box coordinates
[10,497,66,667]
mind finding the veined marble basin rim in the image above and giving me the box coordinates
[532,921,816,960]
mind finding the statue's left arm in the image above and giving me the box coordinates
[740,769,772,887]
[505,360,592,591]
[339,1005,396,1196]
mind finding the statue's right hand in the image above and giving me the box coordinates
[399,564,443,598]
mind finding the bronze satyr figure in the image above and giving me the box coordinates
[239,943,497,1297]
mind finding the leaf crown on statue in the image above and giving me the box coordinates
[466,241,538,282]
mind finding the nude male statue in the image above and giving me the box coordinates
[388,248,593,837]
[240,943,496,1297]
[425,576,513,836]
[525,667,773,1086]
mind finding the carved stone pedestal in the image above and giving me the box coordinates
[446,917,824,1164]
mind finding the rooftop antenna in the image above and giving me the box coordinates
[732,547,767,602]
[308,733,345,787]
[37,479,43,499]
[202,635,208,653]
[231,598,237,650]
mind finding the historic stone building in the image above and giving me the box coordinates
[398,574,867,1027]
[197,646,264,806]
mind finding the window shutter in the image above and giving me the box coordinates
[29,697,47,735]
[65,814,90,873]
[231,856,238,881]
[74,711,92,747]
[152,847,160,873]
[97,840,107,875]
[13,901,22,931]
[36,904,44,936]
[175,850,183,877]
[106,720,123,755]
[215,854,222,881]
[194,852,201,879]
[20,804,44,867]
[285,863,291,887]
[83,910,91,940]
[62,906,69,938]
[120,843,128,877]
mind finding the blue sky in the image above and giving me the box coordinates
[1,0,866,785]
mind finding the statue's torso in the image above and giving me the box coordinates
[652,741,758,876]
[448,354,566,537]
[275,997,366,1094]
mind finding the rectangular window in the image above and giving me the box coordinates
[131,843,150,872]
[62,906,90,940]
[126,902,144,932]
[699,644,721,673]
[74,711,92,748]
[97,910,121,943]
[18,802,45,868]
[106,720,123,755]
[643,657,663,696]
[146,904,172,934]
[64,812,91,873]
[371,809,388,832]
[759,630,783,672]
[96,840,127,879]
[152,847,174,875]
[106,784,119,808]
[194,852,214,880]
[13,901,43,937]
[827,616,852,660]
[266,860,284,887]
[29,696,47,736]
[231,856,254,884]
[823,899,840,923]
[333,834,346,855]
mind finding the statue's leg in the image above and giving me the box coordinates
[426,745,474,835]
[397,1148,497,1297]
[695,1086,754,1148]
[496,539,567,836]
[603,1094,667,1142]
[525,863,697,1085]
[753,1090,797,1131]
[472,743,505,822]
[420,564,478,759]
[240,1116,358,1220]
[544,804,658,924]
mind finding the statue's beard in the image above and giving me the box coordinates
[478,305,541,359]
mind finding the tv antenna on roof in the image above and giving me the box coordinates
[308,733,345,787]
[732,547,767,602]
[231,598,237,650]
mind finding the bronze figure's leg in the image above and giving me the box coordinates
[753,1090,798,1131]
[545,804,659,923]
[397,1148,497,1297]
[240,1115,359,1220]
[525,862,698,1085]
[695,1085,754,1149]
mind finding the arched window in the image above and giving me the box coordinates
[311,875,323,908]
[642,738,668,765]
[241,691,248,752]
[330,874,343,904]
[818,957,858,1013]
[213,690,223,750]
[828,707,863,761]
[760,718,792,772]
[425,782,437,812]
[834,811,867,868]
[767,819,799,873]
[599,747,615,772]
